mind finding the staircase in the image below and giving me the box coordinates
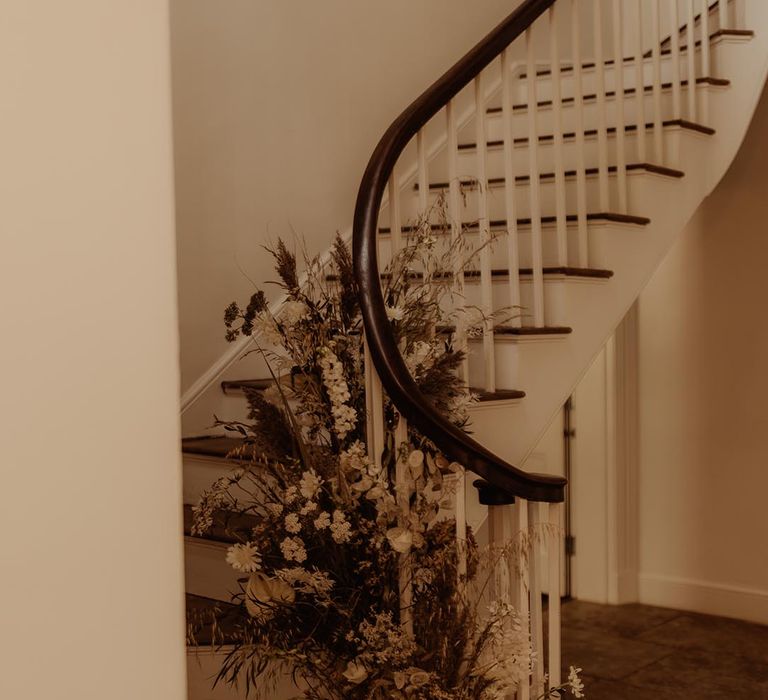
[183,1,768,697]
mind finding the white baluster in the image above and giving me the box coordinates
[501,48,522,328]
[719,0,729,30]
[416,129,428,215]
[634,0,647,163]
[446,100,470,379]
[488,504,507,602]
[549,5,568,266]
[570,0,589,268]
[394,413,413,637]
[547,502,564,690]
[363,341,386,470]
[593,0,611,212]
[651,0,664,162]
[687,0,698,121]
[475,73,496,389]
[514,499,531,700]
[670,0,683,120]
[528,500,545,696]
[613,0,628,214]
[701,0,712,122]
[455,467,467,584]
[525,27,545,328]
[388,169,402,254]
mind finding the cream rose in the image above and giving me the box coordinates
[245,573,295,619]
[386,527,413,554]
[342,660,368,684]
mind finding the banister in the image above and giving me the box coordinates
[352,0,566,503]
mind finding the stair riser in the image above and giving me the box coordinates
[391,169,671,224]
[414,125,698,183]
[479,84,717,141]
[185,537,241,602]
[506,37,734,103]
[446,274,603,329]
[188,650,300,700]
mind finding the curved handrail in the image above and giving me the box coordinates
[352,0,565,503]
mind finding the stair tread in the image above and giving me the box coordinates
[182,435,248,459]
[457,119,715,151]
[520,29,753,78]
[437,324,573,337]
[221,378,272,394]
[379,211,650,235]
[487,77,730,115]
[327,267,614,283]
[418,162,685,191]
[471,387,526,401]
[186,593,239,646]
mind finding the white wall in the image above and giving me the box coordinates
[171,0,531,392]
[0,2,187,698]
[636,83,768,624]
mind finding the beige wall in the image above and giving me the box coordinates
[1,2,186,697]
[637,85,768,622]
[171,0,528,392]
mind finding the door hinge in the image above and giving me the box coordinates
[565,535,576,556]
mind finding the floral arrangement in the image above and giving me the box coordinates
[189,207,584,699]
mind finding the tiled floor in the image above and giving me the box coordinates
[561,600,768,698]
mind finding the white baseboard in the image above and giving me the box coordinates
[638,572,768,625]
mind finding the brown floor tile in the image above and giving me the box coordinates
[562,625,672,680]
[624,649,768,699]
[637,612,768,665]
[562,600,682,637]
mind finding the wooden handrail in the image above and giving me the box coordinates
[352,0,566,503]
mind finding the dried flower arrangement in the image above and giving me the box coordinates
[189,206,584,700]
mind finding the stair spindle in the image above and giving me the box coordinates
[670,0,683,120]
[593,0,611,211]
[719,0,729,30]
[701,0,712,121]
[612,0,628,214]
[446,100,470,379]
[651,0,665,162]
[528,500,545,695]
[388,169,402,253]
[501,48,522,329]
[570,0,589,267]
[394,414,414,637]
[525,26,545,328]
[687,0,698,121]
[634,0,647,163]
[515,499,531,700]
[474,73,496,390]
[549,4,568,265]
[416,130,428,214]
[547,502,564,689]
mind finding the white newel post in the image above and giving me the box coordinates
[1,3,186,700]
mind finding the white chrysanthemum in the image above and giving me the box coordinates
[284,513,301,534]
[385,305,404,321]
[280,536,307,563]
[225,542,262,572]
[299,469,323,500]
[330,509,352,544]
